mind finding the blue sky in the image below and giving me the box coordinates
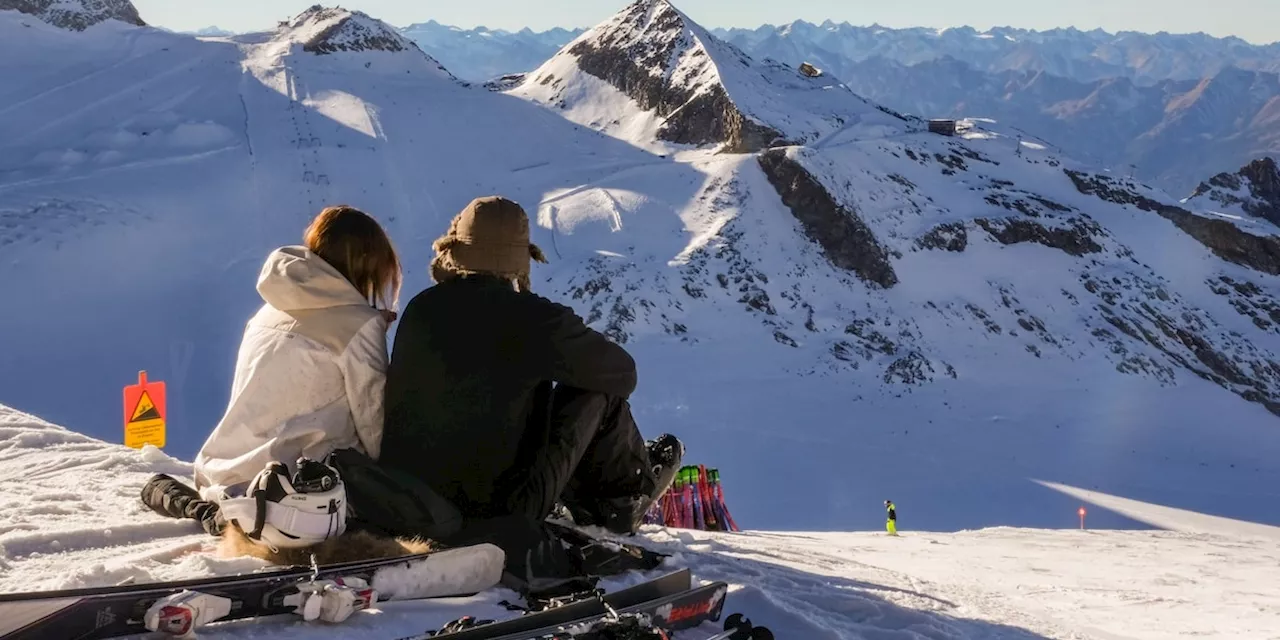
[133,0,1278,44]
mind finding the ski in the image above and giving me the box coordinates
[489,579,728,640]
[0,543,504,640]
[402,569,728,640]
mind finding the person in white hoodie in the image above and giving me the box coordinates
[141,205,403,542]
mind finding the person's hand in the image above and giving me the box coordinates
[380,309,398,325]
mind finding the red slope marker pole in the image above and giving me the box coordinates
[1078,506,1087,530]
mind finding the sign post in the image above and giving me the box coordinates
[124,370,166,449]
[1078,506,1087,530]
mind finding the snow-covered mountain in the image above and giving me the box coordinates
[0,0,143,30]
[183,25,235,37]
[279,5,434,58]
[511,0,903,153]
[714,21,1280,85]
[2,0,1280,543]
[400,20,583,82]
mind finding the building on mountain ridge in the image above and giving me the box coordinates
[928,119,957,136]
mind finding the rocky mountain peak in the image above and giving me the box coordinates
[514,0,903,153]
[281,5,422,55]
[0,0,144,31]
[1189,157,1280,226]
[1239,157,1280,200]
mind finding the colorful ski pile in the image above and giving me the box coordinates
[644,465,739,532]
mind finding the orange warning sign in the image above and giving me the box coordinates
[124,370,166,449]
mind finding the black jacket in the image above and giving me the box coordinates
[381,275,637,516]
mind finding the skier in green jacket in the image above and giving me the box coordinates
[885,499,898,536]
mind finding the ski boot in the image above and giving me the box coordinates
[599,434,684,535]
[561,434,684,536]
[646,434,684,504]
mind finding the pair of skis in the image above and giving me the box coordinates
[0,550,737,640]
[0,543,505,640]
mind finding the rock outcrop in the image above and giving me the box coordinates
[757,149,898,288]
[287,5,418,55]
[1188,157,1280,226]
[974,216,1103,257]
[1069,169,1280,276]
[0,0,144,30]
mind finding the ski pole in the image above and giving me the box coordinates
[681,467,696,529]
[698,465,719,530]
[714,469,740,532]
[689,467,705,530]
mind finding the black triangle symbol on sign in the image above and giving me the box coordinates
[132,404,161,422]
[130,391,161,423]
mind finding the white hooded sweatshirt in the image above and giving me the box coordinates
[193,246,389,501]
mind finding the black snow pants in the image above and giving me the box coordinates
[140,473,226,536]
[329,444,660,599]
[496,385,660,535]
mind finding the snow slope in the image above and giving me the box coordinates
[3,0,1280,544]
[2,404,1279,639]
[0,4,666,463]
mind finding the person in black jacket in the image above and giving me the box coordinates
[381,196,682,536]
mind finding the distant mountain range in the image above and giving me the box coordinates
[183,26,234,37]
[26,10,1280,196]
[802,56,1280,194]
[708,22,1280,195]
[399,20,584,85]
[712,22,1280,85]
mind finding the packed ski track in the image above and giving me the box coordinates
[5,2,1280,639]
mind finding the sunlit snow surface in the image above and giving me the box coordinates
[2,404,1278,639]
